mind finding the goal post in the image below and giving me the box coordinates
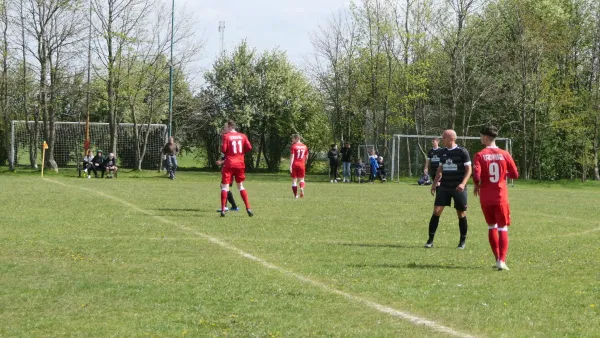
[391,134,513,182]
[11,121,168,170]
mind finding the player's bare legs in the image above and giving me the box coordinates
[299,178,305,198]
[425,205,445,248]
[497,226,509,270]
[236,181,253,217]
[292,178,298,198]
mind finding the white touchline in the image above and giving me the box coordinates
[45,178,475,338]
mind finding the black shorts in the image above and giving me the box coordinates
[435,187,468,211]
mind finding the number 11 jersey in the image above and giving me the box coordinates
[222,131,252,169]
[473,146,519,205]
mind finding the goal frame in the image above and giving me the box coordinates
[11,120,168,170]
[390,134,513,182]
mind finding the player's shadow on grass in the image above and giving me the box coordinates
[153,208,203,212]
[348,262,477,270]
[333,242,420,249]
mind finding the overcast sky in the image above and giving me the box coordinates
[176,0,351,87]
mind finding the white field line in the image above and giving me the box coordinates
[44,178,475,338]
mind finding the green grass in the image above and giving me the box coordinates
[0,169,598,337]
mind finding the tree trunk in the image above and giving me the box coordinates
[593,115,599,180]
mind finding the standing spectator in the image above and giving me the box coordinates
[82,150,94,179]
[368,149,379,183]
[376,156,387,182]
[103,153,118,178]
[92,150,104,178]
[327,144,339,183]
[163,136,179,180]
[340,142,352,183]
[424,137,443,177]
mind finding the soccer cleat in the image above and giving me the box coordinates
[230,207,239,212]
[300,188,304,198]
[457,241,466,249]
[216,207,230,213]
[246,208,254,217]
[498,261,510,271]
[424,241,434,248]
[295,195,299,199]
[495,260,502,270]
[330,180,334,183]
[220,211,226,217]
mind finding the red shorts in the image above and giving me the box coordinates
[291,166,306,179]
[481,204,511,226]
[221,167,246,184]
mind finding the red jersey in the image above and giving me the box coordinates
[473,147,519,205]
[221,131,252,169]
[290,142,308,168]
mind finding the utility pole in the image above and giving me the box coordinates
[218,21,225,57]
[167,0,175,137]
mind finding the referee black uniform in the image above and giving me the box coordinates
[426,145,471,248]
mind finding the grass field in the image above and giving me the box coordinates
[0,169,599,337]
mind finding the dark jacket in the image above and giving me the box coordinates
[163,142,179,156]
[341,147,352,162]
[92,155,104,167]
[104,157,117,167]
[327,149,339,163]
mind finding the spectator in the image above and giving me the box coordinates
[103,153,118,178]
[377,156,387,182]
[163,136,179,180]
[82,149,95,179]
[355,159,366,183]
[91,150,104,178]
[327,144,339,183]
[368,149,379,183]
[340,142,352,183]
[418,173,432,185]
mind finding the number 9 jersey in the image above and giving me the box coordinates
[221,131,252,169]
[473,146,519,205]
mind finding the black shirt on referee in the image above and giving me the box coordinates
[438,146,471,190]
[425,130,472,250]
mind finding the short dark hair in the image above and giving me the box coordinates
[226,120,236,129]
[292,134,301,140]
[480,125,498,138]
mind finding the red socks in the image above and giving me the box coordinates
[488,226,499,260]
[498,227,509,262]
[292,185,298,196]
[220,190,228,211]
[240,189,251,209]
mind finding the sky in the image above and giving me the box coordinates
[176,0,351,88]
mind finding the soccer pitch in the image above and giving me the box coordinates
[0,172,598,337]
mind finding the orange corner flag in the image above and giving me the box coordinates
[43,141,48,150]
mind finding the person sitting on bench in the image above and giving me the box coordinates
[92,150,104,178]
[103,153,118,178]
[83,149,95,178]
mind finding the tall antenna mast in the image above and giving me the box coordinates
[218,21,225,57]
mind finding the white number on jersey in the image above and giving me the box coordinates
[489,162,500,183]
[296,149,305,159]
[231,140,243,154]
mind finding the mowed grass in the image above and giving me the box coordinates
[0,171,598,337]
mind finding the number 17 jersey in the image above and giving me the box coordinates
[222,131,252,169]
[473,147,519,205]
[291,142,308,168]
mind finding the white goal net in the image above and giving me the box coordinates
[11,121,168,170]
[390,134,513,182]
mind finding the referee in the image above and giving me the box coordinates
[425,129,472,249]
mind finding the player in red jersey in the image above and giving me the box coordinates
[218,120,253,217]
[290,134,308,198]
[473,125,519,270]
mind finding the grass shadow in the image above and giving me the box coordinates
[348,262,478,270]
[332,242,421,249]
